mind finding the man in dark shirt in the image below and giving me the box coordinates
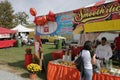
[114,33,120,51]
[113,33,120,61]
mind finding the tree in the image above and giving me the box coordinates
[14,12,29,25]
[0,0,15,28]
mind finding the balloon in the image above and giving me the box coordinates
[35,16,47,26]
[48,11,55,17]
[36,16,43,25]
[30,8,37,16]
[47,11,56,22]
[48,17,55,22]
[42,16,48,24]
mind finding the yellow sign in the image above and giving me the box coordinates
[84,19,120,32]
[73,25,84,34]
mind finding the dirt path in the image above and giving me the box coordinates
[0,62,29,80]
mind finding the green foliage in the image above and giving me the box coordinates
[0,44,57,79]
[14,12,29,25]
[0,0,15,28]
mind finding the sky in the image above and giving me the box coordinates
[0,0,114,21]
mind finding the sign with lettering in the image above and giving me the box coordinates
[0,34,10,38]
[74,1,120,24]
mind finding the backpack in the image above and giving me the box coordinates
[75,51,84,77]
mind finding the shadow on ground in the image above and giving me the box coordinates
[20,73,29,79]
[8,60,24,69]
[7,58,49,79]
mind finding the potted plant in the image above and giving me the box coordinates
[27,63,42,80]
[24,47,33,67]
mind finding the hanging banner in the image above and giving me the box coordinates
[55,12,74,42]
[36,12,74,42]
[36,21,58,35]
[74,1,120,24]
[55,12,74,35]
[36,1,120,35]
[0,34,10,38]
[73,1,120,32]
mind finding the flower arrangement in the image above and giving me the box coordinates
[27,63,42,73]
[25,47,32,54]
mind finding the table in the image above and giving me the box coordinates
[0,39,16,48]
[47,61,120,80]
[93,73,120,80]
[47,62,80,80]
[51,46,83,60]
[52,50,65,60]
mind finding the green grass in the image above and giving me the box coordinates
[1,44,119,80]
[0,44,58,80]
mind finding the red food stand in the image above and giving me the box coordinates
[0,27,17,48]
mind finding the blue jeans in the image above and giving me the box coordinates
[81,69,93,80]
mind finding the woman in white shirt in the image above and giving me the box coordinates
[81,41,96,80]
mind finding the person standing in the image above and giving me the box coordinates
[114,33,120,61]
[81,41,96,80]
[95,37,113,69]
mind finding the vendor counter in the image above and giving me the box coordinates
[51,46,83,60]
[93,73,120,80]
[52,50,65,60]
[47,60,120,80]
[47,61,80,80]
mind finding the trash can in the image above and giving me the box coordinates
[54,39,59,49]
[54,39,62,49]
[17,39,22,47]
[24,53,33,68]
[58,39,62,49]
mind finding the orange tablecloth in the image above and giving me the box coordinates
[47,62,80,80]
[52,50,65,60]
[0,39,16,48]
[93,73,120,80]
[47,62,120,80]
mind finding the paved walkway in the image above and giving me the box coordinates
[0,70,24,80]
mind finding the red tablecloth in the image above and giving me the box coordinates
[0,39,16,48]
[47,62,120,80]
[47,62,80,80]
[93,73,120,80]
[52,50,65,60]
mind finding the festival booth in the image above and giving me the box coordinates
[11,24,34,32]
[0,27,17,48]
[30,0,120,80]
[11,24,35,46]
[69,1,120,80]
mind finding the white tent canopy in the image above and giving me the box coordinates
[11,24,34,32]
[96,32,118,42]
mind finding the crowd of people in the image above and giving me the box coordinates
[17,32,34,46]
